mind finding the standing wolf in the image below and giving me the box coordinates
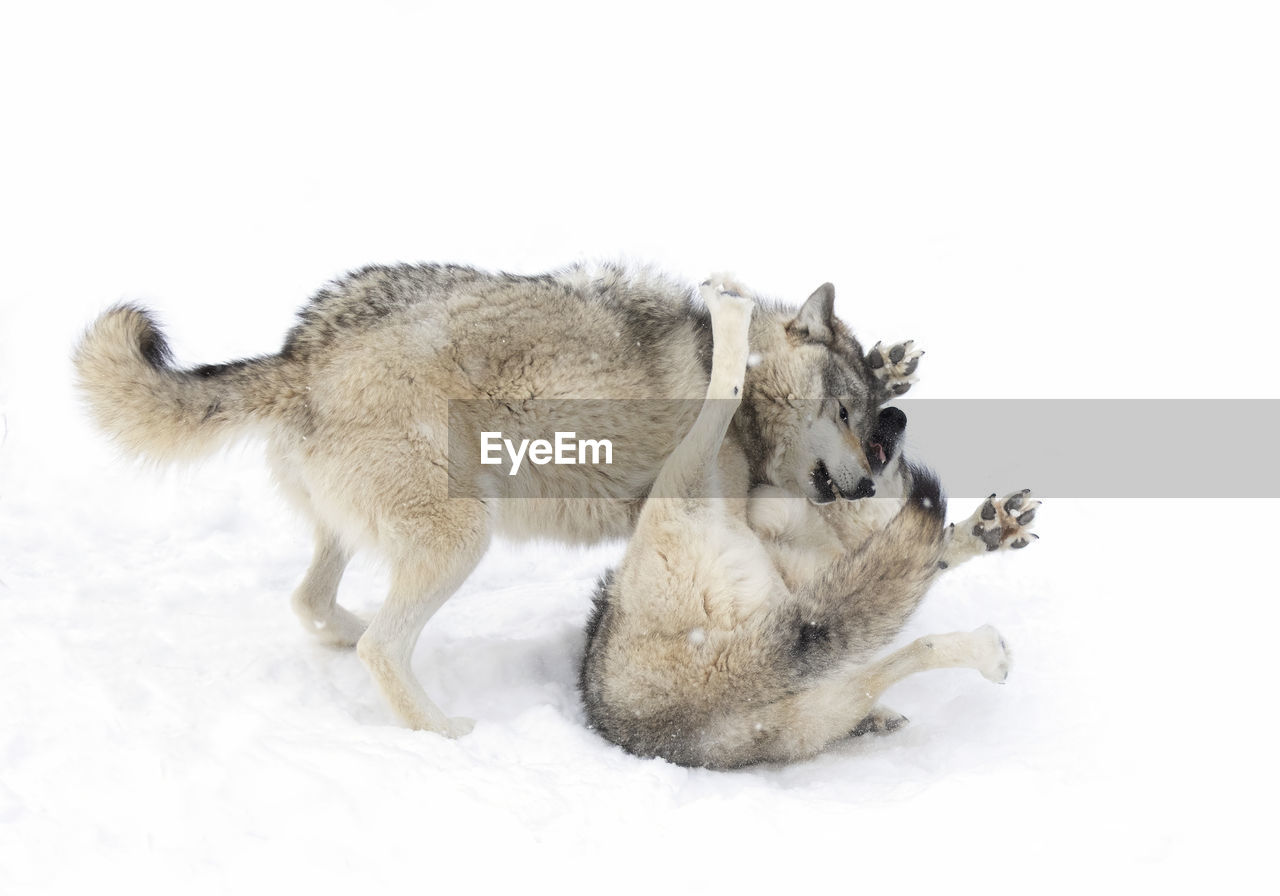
[579,279,1037,768]
[74,262,912,736]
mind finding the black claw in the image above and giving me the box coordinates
[981,499,997,521]
[889,344,906,364]
[867,348,885,369]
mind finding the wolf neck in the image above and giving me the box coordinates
[734,312,793,490]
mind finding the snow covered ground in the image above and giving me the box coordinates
[3,2,1277,893]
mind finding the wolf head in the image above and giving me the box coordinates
[740,283,899,504]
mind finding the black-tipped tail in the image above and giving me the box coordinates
[74,304,290,462]
[903,460,947,523]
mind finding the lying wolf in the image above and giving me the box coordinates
[579,278,1037,768]
[74,262,917,735]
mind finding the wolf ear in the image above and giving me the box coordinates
[788,283,836,343]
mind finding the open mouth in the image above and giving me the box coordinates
[809,460,839,504]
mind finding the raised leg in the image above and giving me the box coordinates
[942,489,1040,569]
[858,626,1011,692]
[646,276,755,502]
[290,528,364,648]
[754,627,1009,765]
[866,339,923,399]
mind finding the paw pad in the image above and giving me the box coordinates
[966,488,1040,553]
[867,340,923,398]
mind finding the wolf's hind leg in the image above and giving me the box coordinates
[766,627,1009,763]
[290,528,364,648]
[709,626,1010,766]
[860,626,1011,692]
[357,501,490,737]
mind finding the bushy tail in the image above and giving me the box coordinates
[73,305,294,463]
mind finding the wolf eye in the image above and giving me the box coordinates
[838,403,849,424]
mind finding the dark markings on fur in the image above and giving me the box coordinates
[581,569,615,651]
[580,464,950,768]
[851,715,879,737]
[282,264,487,361]
[689,305,714,376]
[613,286,713,379]
[126,307,173,369]
[788,616,843,676]
[191,358,264,379]
[852,711,909,736]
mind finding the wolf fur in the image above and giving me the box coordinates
[579,278,1037,769]
[74,262,906,735]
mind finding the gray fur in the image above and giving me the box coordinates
[73,261,898,735]
[579,281,1031,768]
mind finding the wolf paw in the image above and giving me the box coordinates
[700,272,754,300]
[973,625,1011,684]
[867,340,922,398]
[964,488,1040,553]
[851,704,910,737]
[300,606,368,649]
[443,715,477,738]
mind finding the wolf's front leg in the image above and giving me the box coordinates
[867,340,923,400]
[646,276,754,502]
[942,489,1040,569]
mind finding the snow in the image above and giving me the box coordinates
[2,2,1278,893]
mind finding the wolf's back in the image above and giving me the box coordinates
[73,305,294,462]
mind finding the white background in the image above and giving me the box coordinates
[2,2,1277,893]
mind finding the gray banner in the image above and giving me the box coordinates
[898,399,1279,497]
[446,399,1280,498]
